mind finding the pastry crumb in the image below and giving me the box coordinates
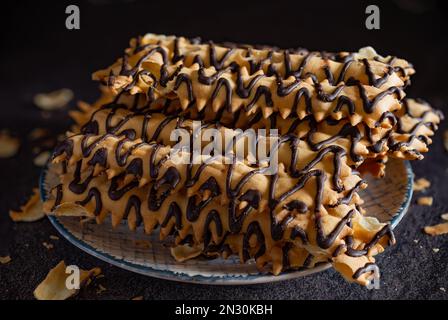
[42,242,54,250]
[49,235,59,240]
[413,178,431,192]
[433,248,440,253]
[0,256,12,264]
[34,260,101,300]
[33,151,51,167]
[424,223,448,236]
[33,88,74,111]
[417,197,433,206]
[441,213,448,221]
[413,239,419,243]
[441,287,446,292]
[9,188,45,222]
[0,130,20,158]
[170,244,203,262]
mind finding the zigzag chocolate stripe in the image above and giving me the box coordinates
[45,169,332,277]
[387,98,444,159]
[72,95,383,167]
[71,95,442,168]
[45,156,391,285]
[97,66,405,130]
[52,129,363,212]
[93,41,407,129]
[128,34,414,88]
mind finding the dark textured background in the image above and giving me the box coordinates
[0,0,447,300]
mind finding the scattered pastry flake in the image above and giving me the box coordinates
[42,242,54,250]
[441,287,446,293]
[9,188,45,222]
[170,244,203,262]
[0,130,20,158]
[28,128,51,141]
[413,178,431,192]
[131,296,144,300]
[49,235,60,240]
[424,223,448,236]
[433,248,440,253]
[444,130,448,152]
[0,256,12,264]
[417,196,433,206]
[441,213,448,221]
[413,239,419,244]
[33,151,51,167]
[33,260,101,300]
[96,284,107,295]
[33,88,74,111]
[48,203,95,218]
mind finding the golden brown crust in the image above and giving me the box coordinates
[44,112,396,284]
[69,93,442,169]
[125,34,414,89]
[41,34,444,286]
[91,34,413,129]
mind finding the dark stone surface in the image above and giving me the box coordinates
[0,0,447,300]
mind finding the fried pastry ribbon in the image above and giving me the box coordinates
[44,34,444,287]
[70,92,442,174]
[44,112,393,285]
[92,35,413,128]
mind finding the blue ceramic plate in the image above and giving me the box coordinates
[40,159,413,285]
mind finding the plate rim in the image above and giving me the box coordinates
[39,160,414,285]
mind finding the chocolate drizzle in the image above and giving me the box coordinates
[129,36,413,89]
[46,35,441,282]
[98,37,409,129]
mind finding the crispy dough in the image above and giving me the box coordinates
[0,256,12,264]
[171,244,204,262]
[0,130,20,158]
[424,223,448,236]
[33,89,74,111]
[33,261,101,300]
[417,197,433,206]
[40,34,446,286]
[413,178,431,192]
[47,202,96,218]
[42,242,54,250]
[9,188,45,222]
[34,151,51,167]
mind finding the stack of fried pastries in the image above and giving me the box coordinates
[44,34,443,285]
